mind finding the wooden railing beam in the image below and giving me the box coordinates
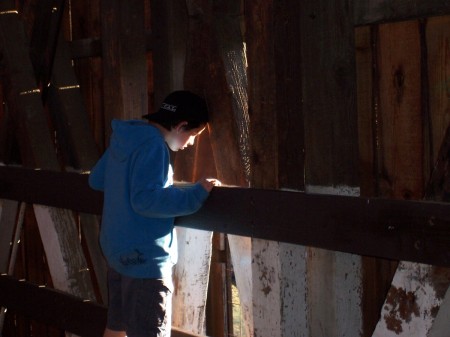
[1,166,450,267]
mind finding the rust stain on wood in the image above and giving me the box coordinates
[383,286,419,333]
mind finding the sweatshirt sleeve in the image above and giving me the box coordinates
[88,150,108,191]
[129,142,209,218]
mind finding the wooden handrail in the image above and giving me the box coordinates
[1,165,450,267]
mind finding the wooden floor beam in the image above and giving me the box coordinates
[0,275,203,337]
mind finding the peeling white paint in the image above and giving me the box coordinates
[250,239,309,337]
[247,184,363,337]
[373,262,450,337]
[305,184,360,197]
[305,185,362,337]
[172,228,212,335]
[280,243,308,337]
[33,205,95,299]
[252,239,282,337]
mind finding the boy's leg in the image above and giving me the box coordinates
[122,278,172,337]
[106,268,127,332]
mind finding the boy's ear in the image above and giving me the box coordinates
[174,121,188,132]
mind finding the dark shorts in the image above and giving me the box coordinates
[106,268,173,337]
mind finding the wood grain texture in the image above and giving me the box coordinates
[355,0,450,26]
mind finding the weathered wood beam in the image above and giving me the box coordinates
[0,274,106,337]
[1,166,450,267]
[0,200,19,273]
[0,275,202,337]
[354,0,450,26]
[64,6,450,62]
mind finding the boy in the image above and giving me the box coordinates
[89,91,220,337]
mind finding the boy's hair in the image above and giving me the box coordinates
[143,91,209,130]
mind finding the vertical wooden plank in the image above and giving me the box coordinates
[173,125,216,336]
[274,0,305,191]
[300,2,359,187]
[244,1,311,337]
[172,228,213,334]
[372,20,429,337]
[0,200,19,273]
[71,0,105,152]
[246,0,278,190]
[244,2,284,337]
[373,17,450,336]
[356,26,377,196]
[298,1,362,337]
[355,25,399,337]
[273,4,309,334]
[150,0,187,106]
[0,86,8,163]
[377,21,423,199]
[101,0,147,137]
[427,16,450,165]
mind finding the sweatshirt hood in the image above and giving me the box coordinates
[109,119,164,162]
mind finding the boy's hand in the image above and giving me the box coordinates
[199,178,221,192]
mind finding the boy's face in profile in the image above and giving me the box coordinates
[167,122,206,152]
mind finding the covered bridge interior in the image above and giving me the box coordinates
[1,0,450,336]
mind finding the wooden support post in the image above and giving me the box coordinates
[299,1,361,336]
[245,2,284,337]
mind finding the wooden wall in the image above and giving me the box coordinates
[0,0,450,337]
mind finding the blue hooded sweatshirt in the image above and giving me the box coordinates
[88,119,209,279]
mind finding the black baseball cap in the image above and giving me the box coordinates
[143,91,209,130]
